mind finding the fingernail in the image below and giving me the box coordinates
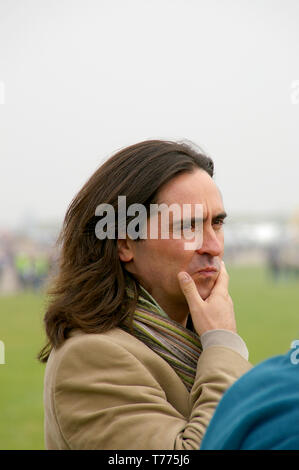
[178,272,191,283]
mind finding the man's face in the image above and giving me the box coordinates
[118,169,226,324]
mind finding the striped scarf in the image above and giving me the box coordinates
[121,283,202,392]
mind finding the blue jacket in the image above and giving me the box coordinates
[200,342,299,450]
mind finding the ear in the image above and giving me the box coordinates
[117,238,134,262]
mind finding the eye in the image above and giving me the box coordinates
[213,218,225,229]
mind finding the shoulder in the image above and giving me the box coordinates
[44,327,186,394]
[228,348,299,395]
[47,327,168,371]
[45,328,153,378]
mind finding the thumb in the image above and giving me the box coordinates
[177,271,204,312]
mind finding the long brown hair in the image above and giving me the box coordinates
[37,139,214,362]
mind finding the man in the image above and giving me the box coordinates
[40,139,251,449]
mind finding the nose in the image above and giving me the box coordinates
[195,226,223,257]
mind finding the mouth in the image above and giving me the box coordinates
[194,267,218,278]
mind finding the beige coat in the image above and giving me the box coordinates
[43,328,252,450]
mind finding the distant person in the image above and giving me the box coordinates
[33,254,50,290]
[200,341,299,450]
[267,244,281,281]
[38,139,251,450]
[0,250,5,280]
[14,252,33,289]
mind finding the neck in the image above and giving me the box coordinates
[152,296,190,327]
[135,280,190,328]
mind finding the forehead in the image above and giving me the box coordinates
[155,169,224,214]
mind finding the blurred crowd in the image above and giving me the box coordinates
[0,230,58,295]
[14,252,54,290]
[266,241,299,281]
[0,213,298,295]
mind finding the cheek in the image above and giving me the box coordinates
[146,239,192,270]
[159,239,194,271]
[219,231,225,257]
[135,241,167,272]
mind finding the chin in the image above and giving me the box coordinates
[198,290,211,301]
[196,281,214,300]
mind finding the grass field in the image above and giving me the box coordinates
[0,264,298,450]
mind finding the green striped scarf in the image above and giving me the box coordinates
[121,283,202,392]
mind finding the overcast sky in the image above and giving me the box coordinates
[0,0,299,229]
